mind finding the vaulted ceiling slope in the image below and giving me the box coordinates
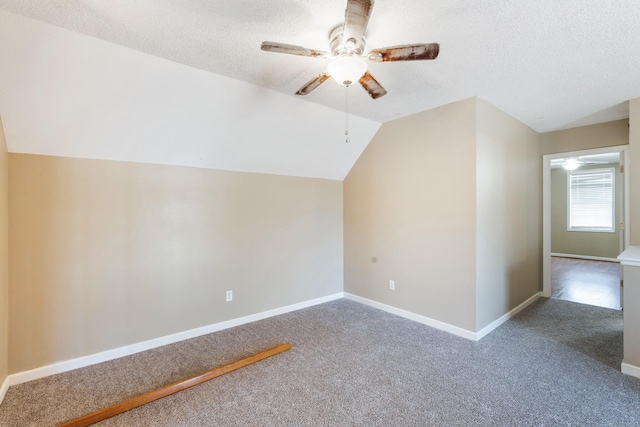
[0,10,379,180]
[2,0,639,132]
[0,2,639,179]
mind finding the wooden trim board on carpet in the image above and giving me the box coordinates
[58,343,291,427]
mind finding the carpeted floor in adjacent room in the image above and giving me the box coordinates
[1,297,639,426]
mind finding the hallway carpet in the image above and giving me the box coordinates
[1,298,638,426]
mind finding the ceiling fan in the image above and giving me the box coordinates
[551,157,610,171]
[260,0,440,99]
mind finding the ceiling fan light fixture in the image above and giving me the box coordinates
[563,158,580,171]
[327,55,367,87]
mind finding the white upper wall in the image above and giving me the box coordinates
[0,10,381,180]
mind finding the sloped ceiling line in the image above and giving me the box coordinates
[1,1,640,178]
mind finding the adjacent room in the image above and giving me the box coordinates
[1,1,640,425]
[550,151,623,310]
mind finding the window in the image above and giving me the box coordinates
[568,167,614,232]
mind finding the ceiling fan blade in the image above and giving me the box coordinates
[359,71,387,99]
[368,43,440,62]
[342,0,374,46]
[296,72,331,96]
[261,42,328,58]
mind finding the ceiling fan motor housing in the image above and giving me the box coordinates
[330,25,366,56]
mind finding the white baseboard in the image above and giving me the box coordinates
[5,292,344,388]
[344,292,541,341]
[475,292,542,340]
[343,293,477,341]
[0,376,8,406]
[551,253,619,263]
[621,362,640,379]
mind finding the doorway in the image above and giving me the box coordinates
[551,256,621,309]
[542,145,630,306]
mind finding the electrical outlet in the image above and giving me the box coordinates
[389,280,395,291]
[226,290,233,302]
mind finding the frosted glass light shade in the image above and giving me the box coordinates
[563,158,580,171]
[327,56,367,86]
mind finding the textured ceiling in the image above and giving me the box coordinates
[1,0,639,132]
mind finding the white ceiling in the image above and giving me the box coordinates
[1,0,638,132]
[0,1,639,180]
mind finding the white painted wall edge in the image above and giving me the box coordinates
[343,293,477,340]
[5,292,344,388]
[0,377,8,406]
[475,292,542,340]
[621,362,640,379]
[551,253,620,263]
[618,246,640,266]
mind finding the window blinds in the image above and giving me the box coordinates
[568,168,614,232]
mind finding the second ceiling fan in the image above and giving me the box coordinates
[261,0,440,99]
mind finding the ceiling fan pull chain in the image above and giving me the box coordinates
[345,86,350,143]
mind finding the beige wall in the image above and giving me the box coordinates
[0,119,8,386]
[344,99,478,331]
[475,99,541,330]
[540,119,628,155]
[344,98,542,333]
[9,154,343,373]
[550,165,621,258]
